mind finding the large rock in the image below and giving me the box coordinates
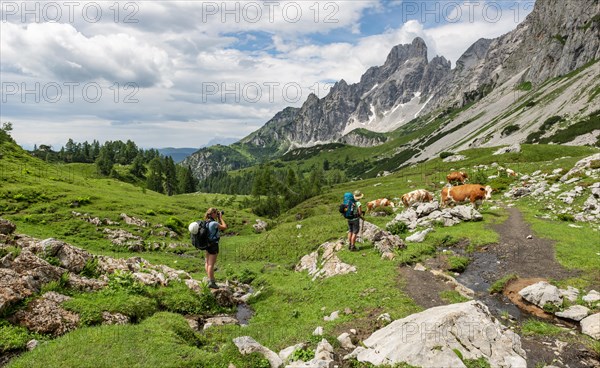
[296,241,356,280]
[560,153,600,182]
[10,292,79,337]
[233,336,282,368]
[580,313,600,340]
[361,221,405,259]
[518,281,562,308]
[0,268,35,313]
[555,305,590,321]
[405,228,433,243]
[40,238,92,273]
[448,206,483,221]
[416,201,440,217]
[582,290,600,303]
[345,301,526,367]
[0,218,16,235]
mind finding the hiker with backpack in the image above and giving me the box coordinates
[203,208,227,289]
[340,190,364,251]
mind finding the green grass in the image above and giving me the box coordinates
[447,256,470,273]
[489,274,518,294]
[0,322,41,354]
[7,312,211,368]
[440,290,470,304]
[520,319,563,336]
[3,137,600,366]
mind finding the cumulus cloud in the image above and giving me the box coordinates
[1,0,532,149]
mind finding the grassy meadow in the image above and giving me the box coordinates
[2,136,600,367]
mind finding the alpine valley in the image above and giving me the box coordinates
[183,0,600,181]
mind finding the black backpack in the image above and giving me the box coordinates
[190,220,211,250]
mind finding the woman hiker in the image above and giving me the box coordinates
[347,190,364,251]
[204,207,227,288]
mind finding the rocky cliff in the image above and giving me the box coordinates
[185,0,600,180]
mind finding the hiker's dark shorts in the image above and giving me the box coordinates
[347,219,360,234]
[206,242,219,255]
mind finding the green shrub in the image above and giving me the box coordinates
[370,206,394,216]
[589,160,600,170]
[164,217,184,233]
[386,221,408,235]
[0,322,37,353]
[0,246,21,258]
[439,152,454,159]
[557,213,575,222]
[107,270,145,294]
[516,81,532,91]
[470,169,488,185]
[146,209,156,216]
[80,257,100,278]
[543,302,560,314]
[501,125,520,137]
[40,272,70,294]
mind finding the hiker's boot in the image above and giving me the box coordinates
[208,280,219,289]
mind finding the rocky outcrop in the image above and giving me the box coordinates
[345,301,527,367]
[518,281,563,308]
[295,240,357,280]
[10,292,79,337]
[388,202,483,232]
[233,336,283,368]
[581,313,600,340]
[360,221,406,259]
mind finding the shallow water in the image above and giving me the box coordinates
[456,251,524,321]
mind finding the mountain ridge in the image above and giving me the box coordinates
[183,0,600,181]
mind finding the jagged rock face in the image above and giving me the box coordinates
[428,0,600,110]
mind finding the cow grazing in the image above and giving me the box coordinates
[367,198,395,212]
[401,189,434,208]
[446,171,469,184]
[441,184,493,209]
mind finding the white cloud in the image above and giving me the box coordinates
[1,1,531,149]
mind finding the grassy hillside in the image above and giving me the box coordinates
[2,135,600,367]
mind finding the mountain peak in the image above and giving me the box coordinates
[386,37,428,65]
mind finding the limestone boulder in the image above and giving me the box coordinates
[233,336,282,368]
[345,301,526,368]
[581,313,600,340]
[518,281,562,308]
[555,305,590,321]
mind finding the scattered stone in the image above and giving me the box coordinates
[376,313,391,324]
[313,326,323,336]
[203,315,239,330]
[414,263,427,271]
[338,332,355,349]
[102,228,143,248]
[119,213,149,227]
[581,313,600,340]
[527,235,533,239]
[278,343,305,362]
[296,241,356,280]
[233,336,282,368]
[560,153,600,182]
[26,339,39,351]
[555,305,590,321]
[360,221,405,259]
[518,281,562,308]
[583,290,600,303]
[101,312,129,325]
[405,228,433,243]
[10,292,79,337]
[344,307,353,315]
[323,310,339,322]
[253,219,268,233]
[0,218,16,235]
[559,286,579,302]
[443,155,467,162]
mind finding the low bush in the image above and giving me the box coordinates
[489,274,518,294]
[386,221,408,235]
[0,322,38,353]
[146,282,222,315]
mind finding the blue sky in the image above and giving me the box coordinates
[0,1,534,150]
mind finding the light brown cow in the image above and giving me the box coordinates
[367,198,395,212]
[401,189,434,208]
[441,184,493,209]
[446,171,469,184]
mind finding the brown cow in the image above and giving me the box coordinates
[367,198,395,212]
[401,189,434,208]
[446,171,469,184]
[441,184,492,209]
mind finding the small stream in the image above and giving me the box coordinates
[236,303,254,326]
[456,251,524,321]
